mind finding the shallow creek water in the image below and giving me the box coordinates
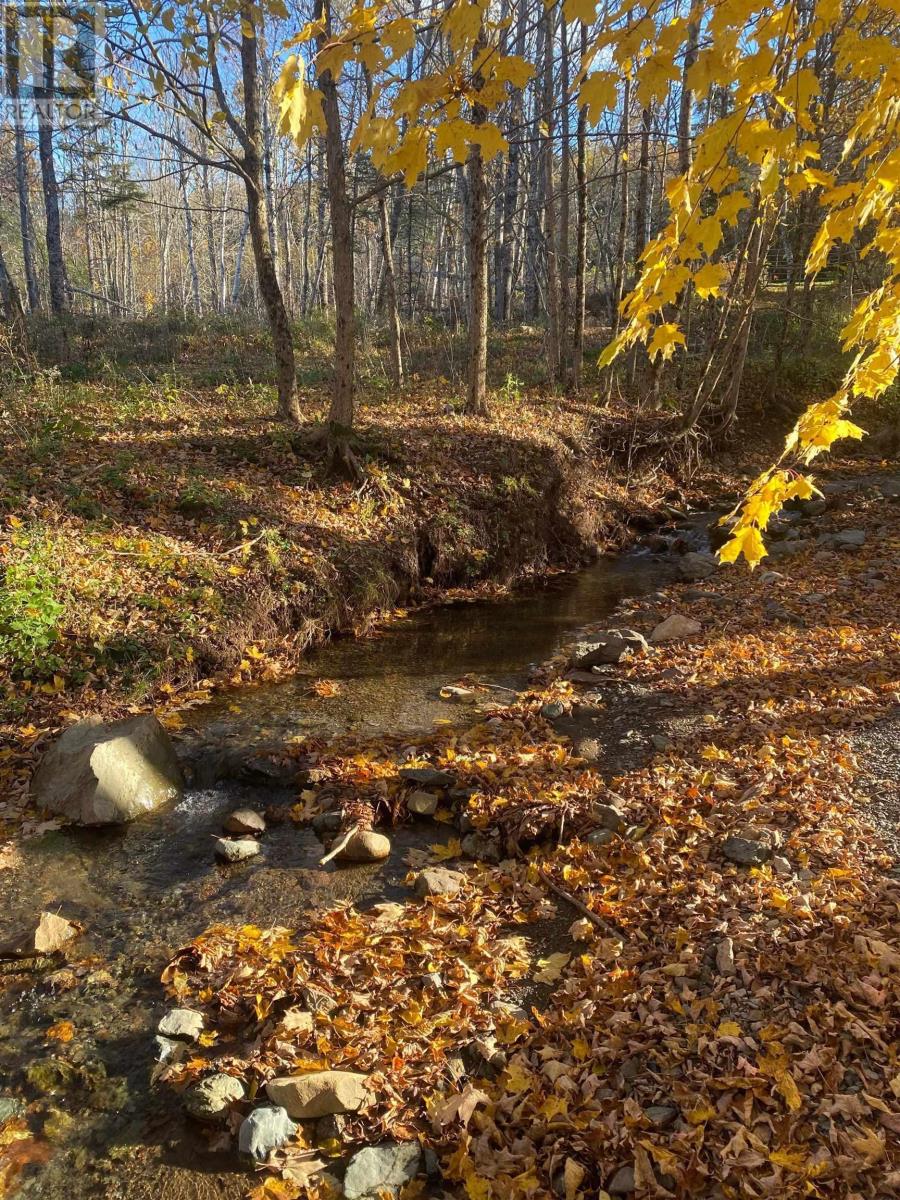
[0,548,680,1199]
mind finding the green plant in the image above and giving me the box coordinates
[0,547,65,675]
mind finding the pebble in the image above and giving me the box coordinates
[461,832,501,862]
[678,552,717,580]
[398,766,456,788]
[414,867,463,897]
[650,614,702,643]
[587,828,616,847]
[715,936,736,976]
[223,808,266,835]
[335,829,391,863]
[158,1008,204,1042]
[214,836,260,863]
[184,1072,246,1122]
[591,803,627,833]
[722,835,771,866]
[238,1105,298,1161]
[608,1164,636,1194]
[0,1098,24,1123]
[343,1142,422,1199]
[406,790,438,817]
[645,1105,678,1128]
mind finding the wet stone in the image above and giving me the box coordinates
[223,808,266,835]
[335,829,391,863]
[214,836,260,863]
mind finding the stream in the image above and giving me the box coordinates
[0,545,683,1199]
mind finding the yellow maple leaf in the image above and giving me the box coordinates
[647,322,686,362]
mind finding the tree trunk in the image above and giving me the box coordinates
[678,22,700,176]
[14,129,41,311]
[36,35,68,314]
[542,6,562,383]
[465,23,490,418]
[317,0,356,450]
[239,13,300,422]
[0,243,26,328]
[466,136,489,415]
[571,24,588,391]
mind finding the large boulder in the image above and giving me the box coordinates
[31,715,183,825]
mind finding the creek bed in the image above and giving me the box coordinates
[0,547,679,1199]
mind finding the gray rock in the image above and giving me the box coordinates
[312,811,343,839]
[645,1105,678,1128]
[398,766,456,788]
[406,790,438,817]
[313,1113,348,1143]
[185,1073,246,1122]
[238,1105,298,1162]
[461,832,501,863]
[832,528,866,547]
[214,836,260,863]
[265,1071,371,1119]
[158,1008,204,1042]
[414,867,463,897]
[574,737,602,763]
[154,1035,184,1063]
[343,1143,422,1200]
[715,936,736,976]
[587,828,616,847]
[722,835,771,866]
[0,1098,24,1123]
[335,829,391,863]
[651,614,702,643]
[678,552,717,580]
[30,715,183,825]
[592,803,627,833]
[608,1165,636,1194]
[571,629,648,669]
[223,808,266,835]
[768,539,809,558]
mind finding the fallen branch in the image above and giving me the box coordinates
[319,824,361,866]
